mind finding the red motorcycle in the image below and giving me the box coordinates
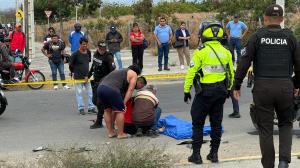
[12,51,45,90]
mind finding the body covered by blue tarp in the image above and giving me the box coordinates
[158,115,224,140]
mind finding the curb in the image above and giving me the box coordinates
[174,152,300,166]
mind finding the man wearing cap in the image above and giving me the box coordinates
[88,40,116,129]
[234,4,300,168]
[226,15,248,64]
[9,23,25,53]
[105,25,123,69]
[69,23,86,54]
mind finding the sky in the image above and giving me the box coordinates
[0,0,16,10]
[0,0,198,10]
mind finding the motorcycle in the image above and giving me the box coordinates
[0,78,8,116]
[12,50,45,90]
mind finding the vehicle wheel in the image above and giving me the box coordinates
[0,96,7,116]
[27,71,45,90]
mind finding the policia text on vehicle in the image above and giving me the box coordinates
[183,23,234,164]
[234,4,300,168]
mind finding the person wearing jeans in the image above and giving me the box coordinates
[42,34,69,90]
[75,82,94,113]
[157,43,169,70]
[48,60,67,88]
[106,25,123,69]
[154,17,173,71]
[152,106,162,131]
[226,15,248,64]
[69,38,96,115]
[111,51,122,69]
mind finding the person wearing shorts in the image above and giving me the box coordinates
[97,65,143,139]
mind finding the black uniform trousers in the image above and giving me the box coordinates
[91,80,104,123]
[191,82,227,152]
[253,79,293,168]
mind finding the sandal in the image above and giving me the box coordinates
[108,134,117,138]
[117,134,131,139]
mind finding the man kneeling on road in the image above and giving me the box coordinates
[124,83,161,137]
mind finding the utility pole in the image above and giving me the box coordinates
[24,0,29,58]
[276,0,285,28]
[76,6,79,22]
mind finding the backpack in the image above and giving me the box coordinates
[11,31,25,40]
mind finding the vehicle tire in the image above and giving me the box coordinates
[27,71,45,90]
[0,95,7,116]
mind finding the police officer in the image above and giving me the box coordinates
[234,4,300,168]
[88,40,115,129]
[184,22,234,164]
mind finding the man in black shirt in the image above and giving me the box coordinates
[106,25,123,69]
[69,38,96,115]
[89,40,115,129]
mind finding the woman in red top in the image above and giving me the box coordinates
[130,23,145,71]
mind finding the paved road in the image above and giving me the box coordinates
[0,81,300,167]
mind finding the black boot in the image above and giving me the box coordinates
[206,150,219,163]
[278,161,289,168]
[164,66,170,71]
[228,111,241,118]
[90,119,103,129]
[188,150,203,164]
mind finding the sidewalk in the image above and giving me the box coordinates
[31,43,190,81]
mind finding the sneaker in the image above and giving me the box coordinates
[158,67,162,71]
[53,85,59,90]
[79,109,85,115]
[228,111,241,118]
[87,108,97,114]
[12,77,20,83]
[180,65,185,70]
[63,85,70,90]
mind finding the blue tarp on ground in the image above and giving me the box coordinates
[158,115,224,140]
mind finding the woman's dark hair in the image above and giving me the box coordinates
[79,37,88,44]
[180,21,186,25]
[132,22,140,32]
[48,27,55,32]
[128,64,141,76]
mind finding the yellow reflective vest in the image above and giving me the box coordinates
[184,40,234,93]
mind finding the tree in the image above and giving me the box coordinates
[133,0,153,26]
[34,0,102,23]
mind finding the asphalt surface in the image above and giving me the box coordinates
[0,81,300,167]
